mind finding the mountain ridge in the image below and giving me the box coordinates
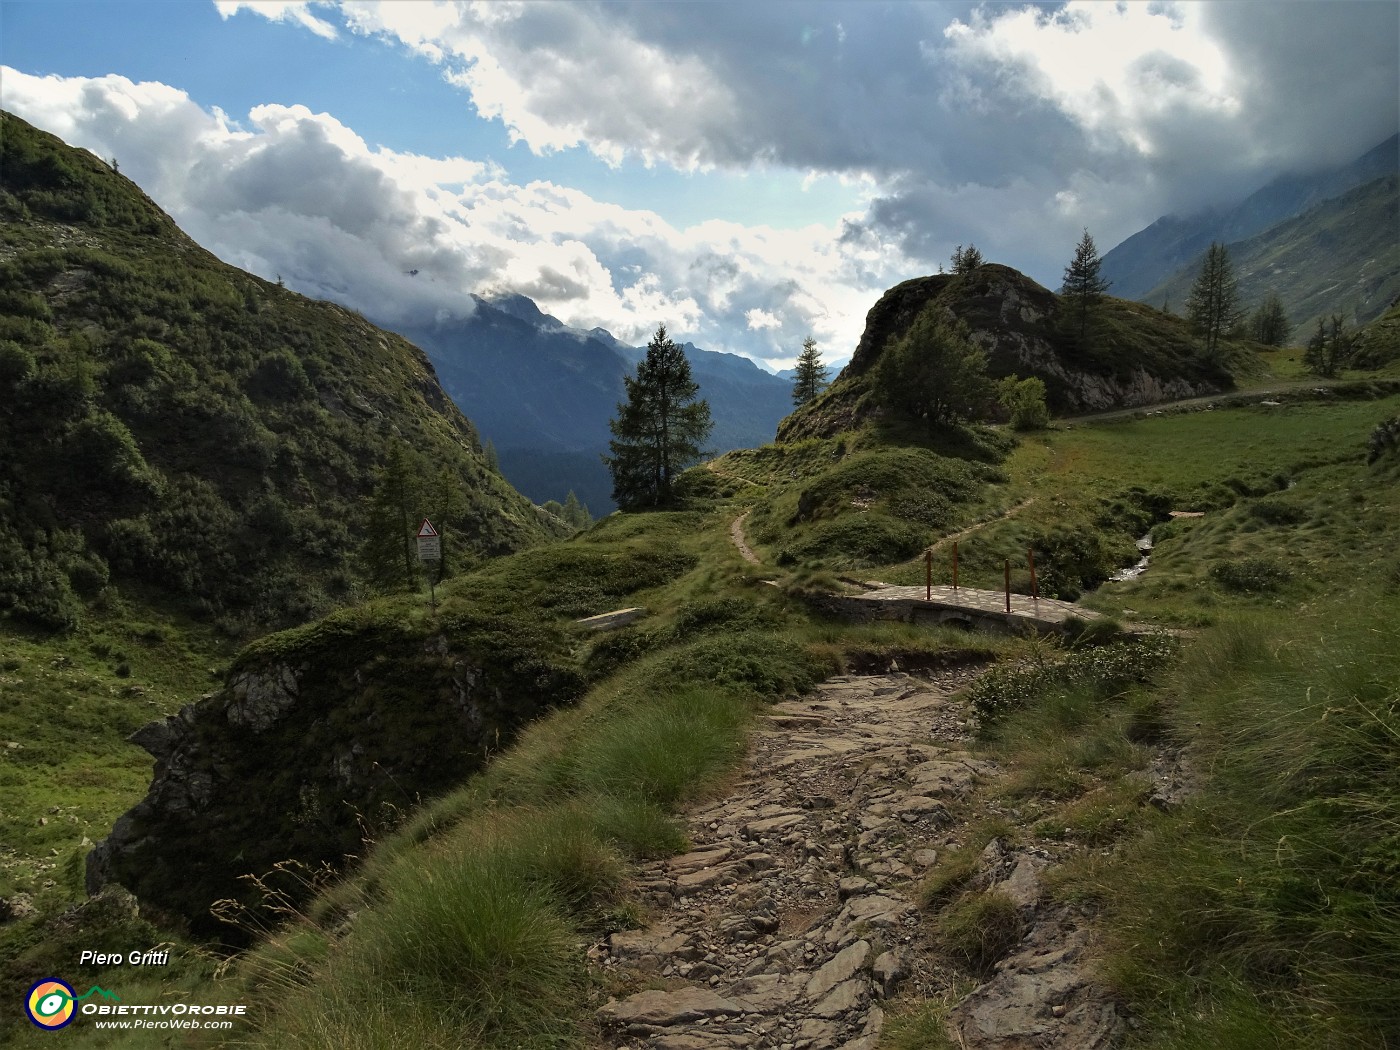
[393,303,794,512]
[1102,134,1399,302]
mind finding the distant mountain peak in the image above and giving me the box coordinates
[477,291,567,330]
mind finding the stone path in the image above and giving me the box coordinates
[591,669,1125,1049]
[925,497,1037,553]
[730,510,761,565]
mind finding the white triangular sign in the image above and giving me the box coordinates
[417,519,439,538]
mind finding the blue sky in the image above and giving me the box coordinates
[5,1,864,230]
[2,1,1396,369]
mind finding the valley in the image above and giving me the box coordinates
[2,104,1399,1050]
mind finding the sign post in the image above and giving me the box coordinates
[416,519,441,610]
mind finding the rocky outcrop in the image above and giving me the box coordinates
[87,610,583,941]
[779,264,1230,440]
[589,669,1126,1049]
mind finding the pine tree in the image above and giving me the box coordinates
[1060,229,1111,348]
[791,336,830,407]
[562,490,591,529]
[1185,242,1242,362]
[482,439,500,474]
[1249,293,1290,347]
[605,325,713,510]
[360,440,427,591]
[950,244,984,276]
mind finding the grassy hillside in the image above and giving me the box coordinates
[1144,175,1400,344]
[0,111,558,638]
[0,110,567,1011]
[5,379,1394,1048]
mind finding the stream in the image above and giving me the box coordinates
[1108,531,1154,582]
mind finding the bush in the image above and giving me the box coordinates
[967,634,1178,725]
[779,515,928,568]
[998,375,1051,430]
[1210,557,1292,593]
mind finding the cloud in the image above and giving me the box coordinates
[1,67,910,367]
[299,1,1395,282]
[8,1,1394,367]
[213,1,339,40]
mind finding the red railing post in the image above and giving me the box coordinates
[1004,559,1011,613]
[1028,547,1038,600]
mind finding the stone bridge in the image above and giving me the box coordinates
[814,584,1099,636]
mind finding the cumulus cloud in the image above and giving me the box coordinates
[7,1,1394,365]
[289,1,1396,281]
[2,67,909,366]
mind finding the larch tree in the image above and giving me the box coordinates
[1185,241,1242,361]
[791,336,830,407]
[605,325,713,510]
[874,305,993,431]
[1249,293,1291,347]
[1061,229,1112,348]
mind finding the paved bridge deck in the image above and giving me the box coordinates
[845,584,1099,634]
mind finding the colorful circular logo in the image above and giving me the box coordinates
[26,978,77,1030]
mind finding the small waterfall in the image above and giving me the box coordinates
[1109,532,1154,582]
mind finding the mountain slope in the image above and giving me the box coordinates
[1101,134,1398,301]
[396,302,793,512]
[0,111,556,635]
[1143,175,1400,340]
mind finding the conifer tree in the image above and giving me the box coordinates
[1185,241,1242,361]
[360,440,427,591]
[561,490,591,529]
[1249,293,1290,347]
[791,336,830,407]
[605,325,712,510]
[1060,229,1111,347]
[950,244,984,276]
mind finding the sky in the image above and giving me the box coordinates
[2,1,1396,371]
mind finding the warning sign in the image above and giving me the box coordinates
[416,519,441,561]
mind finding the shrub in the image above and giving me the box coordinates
[1210,557,1292,593]
[997,375,1051,430]
[967,634,1178,724]
[779,515,928,568]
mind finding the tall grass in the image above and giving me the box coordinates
[1089,599,1400,1046]
[230,628,840,1048]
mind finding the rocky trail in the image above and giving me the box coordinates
[591,668,1126,1049]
